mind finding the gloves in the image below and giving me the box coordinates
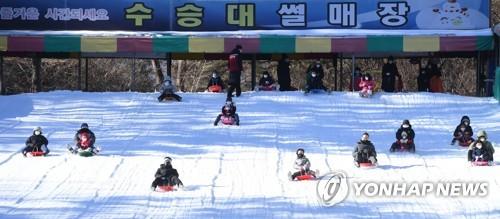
[213,122,218,126]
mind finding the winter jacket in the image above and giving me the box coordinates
[293,156,311,171]
[381,63,399,92]
[417,68,430,91]
[306,64,325,80]
[277,59,291,89]
[25,132,49,150]
[358,79,375,92]
[228,49,243,84]
[426,63,441,78]
[259,76,275,87]
[160,80,176,94]
[306,73,326,91]
[74,128,96,148]
[396,126,415,141]
[155,165,179,179]
[471,147,488,161]
[468,140,495,157]
[467,141,494,162]
[453,116,473,137]
[353,140,377,158]
[207,77,224,89]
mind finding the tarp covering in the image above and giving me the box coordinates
[0,31,493,54]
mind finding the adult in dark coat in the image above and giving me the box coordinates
[390,120,416,153]
[227,45,243,98]
[353,132,377,166]
[381,56,400,92]
[452,116,473,145]
[277,54,293,91]
[417,65,430,92]
[151,157,183,190]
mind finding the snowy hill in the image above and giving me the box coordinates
[0,91,499,218]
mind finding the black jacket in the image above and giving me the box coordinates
[207,77,225,89]
[25,133,49,150]
[381,63,399,92]
[155,166,179,179]
[259,76,275,87]
[396,126,415,140]
[277,59,291,88]
[306,73,326,91]
[353,140,377,158]
[426,63,441,78]
[453,116,473,137]
[417,68,430,91]
[306,64,324,80]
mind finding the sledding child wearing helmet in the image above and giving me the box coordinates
[22,126,49,156]
[214,97,239,126]
[289,148,316,180]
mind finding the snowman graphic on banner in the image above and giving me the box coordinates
[415,0,487,29]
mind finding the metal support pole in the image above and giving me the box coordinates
[130,58,136,91]
[351,55,356,92]
[32,57,42,92]
[339,54,343,91]
[78,58,82,90]
[476,52,481,97]
[251,54,256,90]
[167,53,172,77]
[333,55,338,91]
[85,58,89,91]
[0,56,4,95]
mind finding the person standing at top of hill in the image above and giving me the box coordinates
[426,58,444,93]
[277,54,295,91]
[227,45,243,98]
[381,56,401,92]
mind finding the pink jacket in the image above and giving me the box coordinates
[359,80,375,91]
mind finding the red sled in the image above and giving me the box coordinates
[29,151,45,157]
[208,85,223,93]
[221,116,236,125]
[157,185,175,192]
[296,174,316,181]
[359,162,376,168]
[458,141,472,147]
[472,161,489,166]
[258,85,277,91]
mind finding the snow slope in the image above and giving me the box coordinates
[0,91,499,219]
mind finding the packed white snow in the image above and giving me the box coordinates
[0,91,498,218]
